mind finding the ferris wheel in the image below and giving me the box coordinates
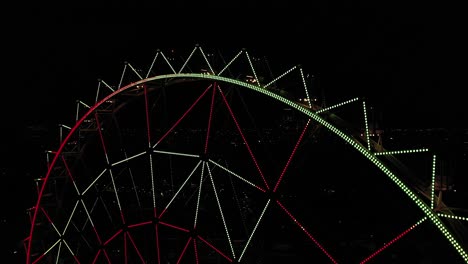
[24,45,468,263]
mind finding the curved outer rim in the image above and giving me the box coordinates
[27,73,468,263]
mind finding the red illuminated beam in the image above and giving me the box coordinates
[274,119,311,192]
[276,200,339,264]
[359,217,427,264]
[218,85,270,190]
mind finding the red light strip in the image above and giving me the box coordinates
[274,119,310,192]
[197,235,233,262]
[176,237,193,264]
[126,231,146,262]
[359,220,424,264]
[276,200,338,264]
[155,223,161,264]
[193,238,200,264]
[218,85,270,190]
[155,84,212,146]
[159,221,190,233]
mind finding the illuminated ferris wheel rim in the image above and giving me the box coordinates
[27,47,468,263]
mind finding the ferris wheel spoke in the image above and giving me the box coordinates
[196,235,233,263]
[238,199,271,262]
[193,161,205,228]
[27,46,468,263]
[273,119,311,193]
[275,200,339,264]
[107,150,145,167]
[153,84,212,148]
[205,162,236,259]
[359,217,427,263]
[217,85,270,191]
[204,84,216,154]
[193,238,199,264]
[158,160,203,219]
[218,49,244,76]
[176,237,193,264]
[208,159,266,192]
[61,155,81,195]
[124,231,146,262]
[144,85,152,146]
[177,46,198,74]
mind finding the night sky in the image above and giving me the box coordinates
[1,4,466,263]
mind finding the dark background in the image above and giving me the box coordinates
[1,3,466,263]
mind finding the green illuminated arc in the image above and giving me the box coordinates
[119,73,467,262]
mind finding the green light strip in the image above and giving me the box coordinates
[438,213,468,222]
[374,148,430,155]
[136,73,468,263]
[362,100,371,150]
[316,97,360,114]
[431,155,437,210]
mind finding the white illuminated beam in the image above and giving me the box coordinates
[82,168,107,195]
[299,68,312,108]
[146,50,160,78]
[362,100,371,150]
[160,161,202,217]
[239,199,271,261]
[374,149,430,155]
[437,213,468,222]
[153,149,200,158]
[218,49,244,76]
[206,162,236,259]
[431,155,437,209]
[149,153,156,212]
[111,151,146,166]
[160,51,177,74]
[178,46,198,73]
[208,159,264,191]
[75,100,91,122]
[117,62,130,89]
[316,97,360,114]
[245,51,261,87]
[264,65,297,89]
[198,46,215,75]
[127,62,143,80]
[193,161,206,228]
